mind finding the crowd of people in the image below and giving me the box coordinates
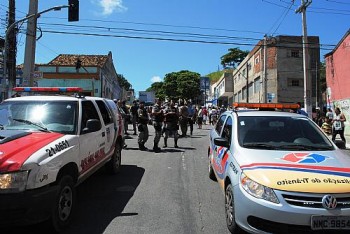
[114,99,230,152]
[320,107,347,145]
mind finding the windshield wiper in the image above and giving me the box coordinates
[278,144,333,150]
[243,143,276,150]
[12,118,50,132]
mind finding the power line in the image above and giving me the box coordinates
[325,0,350,5]
[268,1,295,36]
[31,29,334,51]
[37,22,262,42]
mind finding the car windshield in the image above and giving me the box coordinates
[0,100,78,134]
[237,116,334,150]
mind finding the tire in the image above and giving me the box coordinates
[225,184,241,233]
[51,175,76,232]
[208,159,217,181]
[106,144,121,174]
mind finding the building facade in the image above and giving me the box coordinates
[325,29,350,140]
[210,35,320,108]
[35,52,122,99]
[233,35,320,105]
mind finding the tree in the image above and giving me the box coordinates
[116,74,131,90]
[146,82,165,100]
[319,61,327,94]
[148,70,201,101]
[220,47,249,69]
[176,70,201,101]
[161,72,178,100]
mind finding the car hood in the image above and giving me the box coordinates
[0,130,64,172]
[239,149,350,193]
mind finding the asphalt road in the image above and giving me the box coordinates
[5,123,230,234]
[5,124,350,234]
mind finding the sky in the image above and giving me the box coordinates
[1,0,349,94]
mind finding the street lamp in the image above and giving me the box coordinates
[1,5,69,99]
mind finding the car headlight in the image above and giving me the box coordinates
[0,171,28,193]
[240,173,279,204]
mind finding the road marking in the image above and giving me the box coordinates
[182,152,186,170]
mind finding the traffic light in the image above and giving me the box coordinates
[68,0,79,22]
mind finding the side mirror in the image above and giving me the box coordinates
[214,137,230,148]
[82,119,101,134]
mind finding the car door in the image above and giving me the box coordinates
[79,100,105,175]
[96,100,116,157]
[212,116,233,181]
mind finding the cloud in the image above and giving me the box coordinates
[97,0,127,16]
[151,76,162,83]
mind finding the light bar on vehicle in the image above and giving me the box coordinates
[233,102,300,110]
[13,87,83,92]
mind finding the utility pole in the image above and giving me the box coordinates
[2,4,70,99]
[263,35,268,103]
[23,0,38,87]
[246,62,249,103]
[296,0,312,117]
[8,0,16,96]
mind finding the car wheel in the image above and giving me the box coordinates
[208,159,217,181]
[225,184,241,233]
[106,144,121,174]
[52,175,76,232]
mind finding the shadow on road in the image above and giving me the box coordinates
[4,165,145,234]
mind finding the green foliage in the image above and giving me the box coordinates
[146,82,166,100]
[147,70,201,101]
[319,61,326,93]
[116,74,131,90]
[221,47,249,68]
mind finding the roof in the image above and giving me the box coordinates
[324,29,350,58]
[48,53,110,67]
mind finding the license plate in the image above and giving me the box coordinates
[311,216,350,230]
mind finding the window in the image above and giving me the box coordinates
[255,56,260,65]
[96,100,113,125]
[248,83,253,98]
[215,115,226,133]
[254,77,261,94]
[291,50,300,58]
[242,87,246,100]
[81,101,101,134]
[221,117,233,147]
[288,79,301,87]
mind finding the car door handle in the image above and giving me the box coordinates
[102,132,105,137]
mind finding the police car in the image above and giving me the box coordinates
[0,87,124,231]
[208,103,350,233]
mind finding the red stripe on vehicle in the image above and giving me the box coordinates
[0,132,64,172]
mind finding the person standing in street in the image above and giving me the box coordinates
[197,106,203,129]
[179,100,189,137]
[163,100,179,148]
[137,101,149,151]
[187,101,195,135]
[332,107,347,145]
[326,108,334,121]
[130,100,139,135]
[151,98,164,153]
[121,100,130,135]
[115,99,128,149]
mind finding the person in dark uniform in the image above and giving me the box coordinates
[163,100,179,148]
[178,100,189,137]
[187,101,195,135]
[137,101,149,151]
[130,100,139,135]
[151,98,164,153]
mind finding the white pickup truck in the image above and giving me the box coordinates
[0,87,124,231]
